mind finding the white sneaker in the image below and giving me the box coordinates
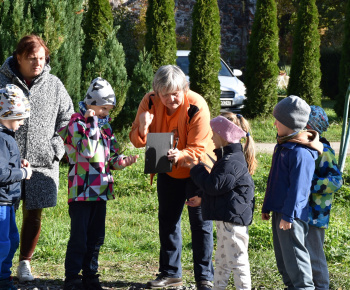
[17,260,34,282]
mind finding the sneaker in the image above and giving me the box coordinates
[17,260,34,283]
[82,274,103,290]
[196,280,213,290]
[0,276,17,290]
[147,273,182,289]
[63,276,84,290]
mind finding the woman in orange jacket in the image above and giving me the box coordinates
[129,65,215,290]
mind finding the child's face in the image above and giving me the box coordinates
[274,119,294,136]
[0,119,24,131]
[211,131,227,149]
[86,104,114,119]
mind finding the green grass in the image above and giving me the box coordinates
[249,98,343,143]
[13,148,350,289]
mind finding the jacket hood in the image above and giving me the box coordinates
[289,129,323,154]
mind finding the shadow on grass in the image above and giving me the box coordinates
[15,278,149,290]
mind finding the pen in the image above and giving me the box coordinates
[174,137,179,150]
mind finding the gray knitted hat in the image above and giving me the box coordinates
[0,84,30,120]
[273,95,310,131]
[84,77,116,106]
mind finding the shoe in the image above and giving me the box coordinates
[82,274,103,290]
[147,273,182,289]
[196,280,213,290]
[63,276,84,290]
[17,260,34,283]
[0,276,17,290]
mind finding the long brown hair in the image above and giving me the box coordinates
[220,111,258,175]
[15,34,50,60]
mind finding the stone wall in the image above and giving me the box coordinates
[109,0,256,69]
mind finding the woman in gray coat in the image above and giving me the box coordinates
[0,34,74,282]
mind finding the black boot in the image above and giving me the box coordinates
[82,274,103,290]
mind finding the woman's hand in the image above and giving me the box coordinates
[139,111,154,138]
[120,155,139,167]
[182,156,200,169]
[84,109,95,118]
[167,148,180,164]
[185,196,202,207]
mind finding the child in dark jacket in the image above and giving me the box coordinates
[305,106,342,290]
[0,84,32,290]
[58,77,139,290]
[262,95,323,289]
[185,113,256,290]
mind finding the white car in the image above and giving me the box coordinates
[176,50,246,112]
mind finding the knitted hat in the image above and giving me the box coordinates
[84,77,116,106]
[0,84,30,120]
[210,116,246,143]
[307,105,329,134]
[273,95,310,131]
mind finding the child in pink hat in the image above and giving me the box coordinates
[185,113,257,290]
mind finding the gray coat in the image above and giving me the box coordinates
[0,56,74,210]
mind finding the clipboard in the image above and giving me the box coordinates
[144,132,174,174]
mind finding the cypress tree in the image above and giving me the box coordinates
[287,0,322,106]
[112,49,153,132]
[335,0,350,117]
[82,29,130,125]
[0,0,33,63]
[243,0,279,118]
[82,0,113,66]
[189,0,221,117]
[145,0,177,72]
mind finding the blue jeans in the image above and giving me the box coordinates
[305,225,329,290]
[0,205,19,280]
[272,212,314,290]
[65,201,106,279]
[157,173,214,282]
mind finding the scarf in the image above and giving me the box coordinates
[79,101,109,128]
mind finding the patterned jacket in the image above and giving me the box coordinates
[58,112,124,203]
[0,56,74,210]
[308,140,342,228]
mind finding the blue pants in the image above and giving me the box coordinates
[65,201,106,279]
[157,173,214,282]
[0,205,19,280]
[272,212,314,290]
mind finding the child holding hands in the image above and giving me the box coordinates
[58,78,138,290]
[186,112,256,290]
[0,85,32,290]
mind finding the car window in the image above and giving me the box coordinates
[176,55,232,77]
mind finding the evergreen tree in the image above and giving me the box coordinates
[335,0,350,117]
[189,0,221,117]
[82,0,113,66]
[0,0,33,63]
[145,0,177,72]
[287,0,322,105]
[82,29,130,126]
[243,0,279,118]
[112,49,153,133]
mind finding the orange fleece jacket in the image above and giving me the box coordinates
[129,90,215,179]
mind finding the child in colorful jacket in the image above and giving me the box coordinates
[305,106,342,290]
[0,84,32,290]
[58,77,139,290]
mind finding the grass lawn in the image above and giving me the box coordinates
[249,97,343,143]
[13,146,350,289]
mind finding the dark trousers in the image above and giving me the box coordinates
[19,201,42,261]
[157,173,214,282]
[65,201,106,279]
